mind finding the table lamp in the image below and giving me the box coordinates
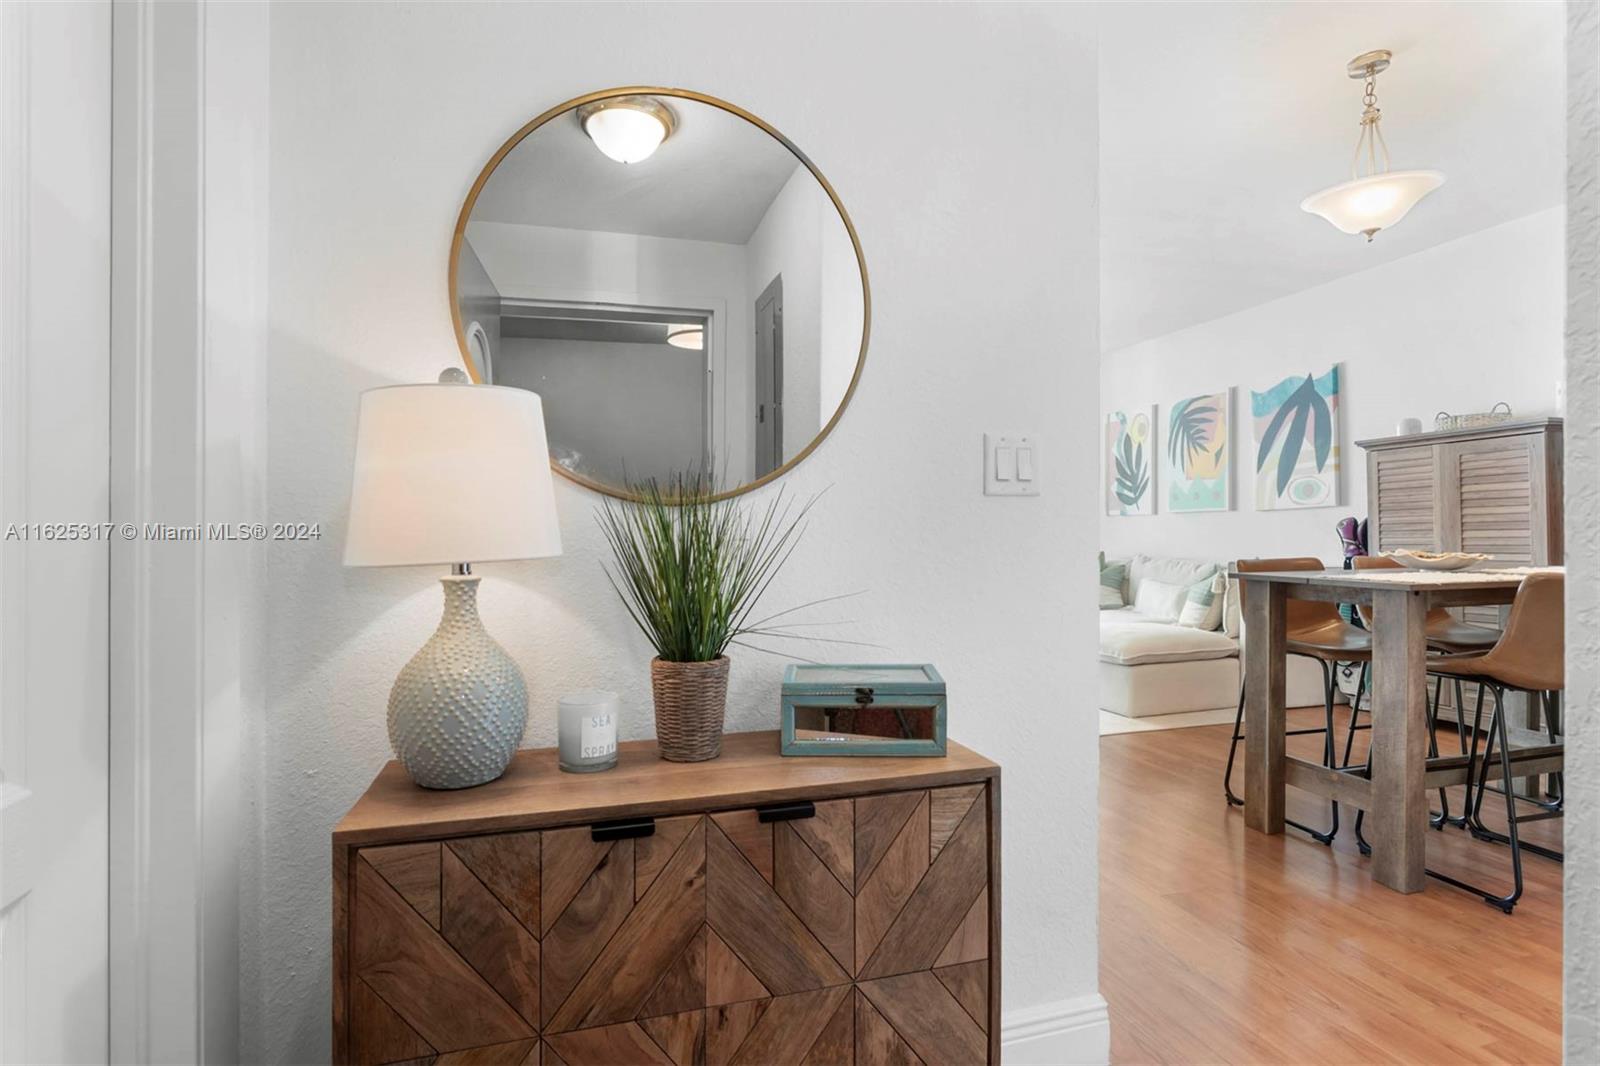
[344,378,562,789]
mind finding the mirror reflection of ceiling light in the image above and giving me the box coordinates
[577,96,676,164]
[1301,50,1445,241]
[666,324,704,351]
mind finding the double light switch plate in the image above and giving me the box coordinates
[984,433,1039,496]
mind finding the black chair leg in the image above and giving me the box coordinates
[1340,661,1368,769]
[1543,690,1563,807]
[1429,685,1525,912]
[1426,673,1450,829]
[1224,681,1245,807]
[1437,681,1483,830]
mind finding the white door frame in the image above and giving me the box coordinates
[108,2,267,1061]
[0,3,113,1062]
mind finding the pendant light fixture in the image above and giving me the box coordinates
[1301,50,1445,241]
[665,324,704,350]
[577,96,676,164]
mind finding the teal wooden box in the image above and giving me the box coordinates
[780,664,947,757]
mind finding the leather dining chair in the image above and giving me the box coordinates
[1224,557,1372,844]
[1417,571,1564,913]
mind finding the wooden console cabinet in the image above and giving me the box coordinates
[332,731,1001,1065]
[1361,417,1562,725]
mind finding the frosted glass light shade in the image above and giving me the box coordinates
[583,106,668,164]
[666,324,704,350]
[344,383,562,567]
[1301,170,1446,238]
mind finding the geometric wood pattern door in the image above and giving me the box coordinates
[346,786,992,1065]
[705,786,990,1065]
[351,834,541,1064]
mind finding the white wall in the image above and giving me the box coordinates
[255,4,1101,1065]
[745,162,865,461]
[746,163,823,458]
[1101,207,1565,563]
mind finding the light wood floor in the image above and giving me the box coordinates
[1101,705,1562,1065]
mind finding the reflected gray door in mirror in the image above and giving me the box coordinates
[449,88,869,501]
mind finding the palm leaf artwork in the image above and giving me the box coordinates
[1167,398,1218,475]
[1113,421,1149,508]
[1255,374,1333,497]
[595,473,868,664]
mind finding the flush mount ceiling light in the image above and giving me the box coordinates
[577,96,676,164]
[665,324,704,350]
[1301,50,1445,242]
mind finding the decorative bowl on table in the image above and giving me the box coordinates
[1383,549,1492,571]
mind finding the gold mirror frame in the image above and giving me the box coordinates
[448,86,872,503]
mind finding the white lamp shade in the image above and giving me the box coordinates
[666,324,704,350]
[1300,170,1445,237]
[583,106,668,164]
[344,384,562,567]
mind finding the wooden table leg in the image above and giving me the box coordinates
[1369,587,1429,892]
[1244,581,1286,834]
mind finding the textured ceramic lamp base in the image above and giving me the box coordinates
[388,575,527,789]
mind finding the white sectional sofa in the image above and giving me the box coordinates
[1099,553,1329,719]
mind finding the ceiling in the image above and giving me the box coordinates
[470,96,802,244]
[1100,1,1566,353]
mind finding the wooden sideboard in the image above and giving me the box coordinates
[1360,417,1562,726]
[1360,417,1562,567]
[332,730,1001,1065]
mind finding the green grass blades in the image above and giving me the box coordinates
[595,472,827,663]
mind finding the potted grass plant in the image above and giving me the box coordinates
[596,474,824,762]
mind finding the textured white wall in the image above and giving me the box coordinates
[1101,208,1565,563]
[251,3,1101,1063]
[1566,2,1599,1058]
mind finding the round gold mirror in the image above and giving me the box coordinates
[450,87,870,501]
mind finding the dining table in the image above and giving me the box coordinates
[1231,565,1561,894]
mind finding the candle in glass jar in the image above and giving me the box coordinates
[558,690,619,773]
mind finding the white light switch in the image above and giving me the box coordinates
[995,446,1015,481]
[984,433,1040,496]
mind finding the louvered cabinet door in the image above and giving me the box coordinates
[704,787,994,1066]
[1436,433,1555,726]
[348,833,543,1065]
[1367,444,1441,554]
[1441,435,1551,565]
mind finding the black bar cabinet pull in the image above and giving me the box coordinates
[756,801,816,823]
[590,817,656,842]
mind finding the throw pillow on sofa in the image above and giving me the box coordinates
[1132,578,1190,622]
[1178,570,1226,630]
[1099,555,1127,609]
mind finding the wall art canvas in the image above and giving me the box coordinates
[1106,407,1155,516]
[1164,389,1231,512]
[1251,365,1341,510]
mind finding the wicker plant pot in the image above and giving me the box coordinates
[650,656,730,762]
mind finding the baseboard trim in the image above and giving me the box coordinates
[1001,993,1110,1065]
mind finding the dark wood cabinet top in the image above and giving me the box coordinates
[334,730,999,847]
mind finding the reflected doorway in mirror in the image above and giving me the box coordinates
[449,87,870,501]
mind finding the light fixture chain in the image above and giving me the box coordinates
[1350,65,1387,179]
